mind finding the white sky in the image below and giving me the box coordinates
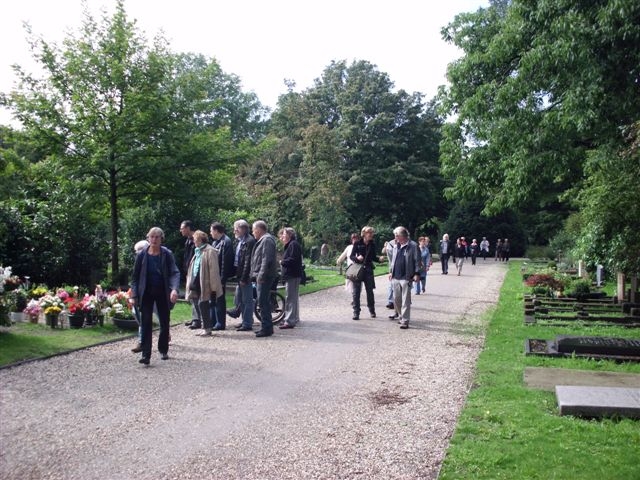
[0,0,487,125]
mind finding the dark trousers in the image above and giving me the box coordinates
[256,280,273,334]
[441,253,450,273]
[471,254,477,265]
[352,268,375,314]
[140,287,170,358]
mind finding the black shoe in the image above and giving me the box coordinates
[388,314,398,319]
[188,323,201,330]
[212,325,225,331]
[352,315,359,320]
[236,326,253,331]
[399,323,409,329]
[184,320,193,327]
[139,357,150,365]
[227,309,240,319]
[385,303,394,309]
[255,330,273,337]
[370,311,376,318]
[160,353,169,360]
[131,343,142,353]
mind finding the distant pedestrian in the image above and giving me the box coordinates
[502,238,511,262]
[349,226,380,320]
[480,237,490,260]
[415,236,431,294]
[337,233,360,295]
[210,222,235,330]
[495,239,503,261]
[250,220,278,338]
[469,239,479,265]
[439,233,452,274]
[454,238,466,275]
[228,219,256,332]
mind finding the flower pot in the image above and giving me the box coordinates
[45,313,59,328]
[29,314,39,324]
[112,317,138,330]
[67,313,85,329]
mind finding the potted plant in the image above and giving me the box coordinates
[23,299,42,323]
[106,291,138,329]
[8,289,28,323]
[64,296,86,329]
[38,293,65,328]
[0,266,23,326]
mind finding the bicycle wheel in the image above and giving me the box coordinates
[254,291,286,325]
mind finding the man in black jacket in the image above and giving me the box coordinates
[228,219,256,331]
[210,222,236,330]
[180,220,200,329]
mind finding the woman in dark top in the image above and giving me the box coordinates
[349,226,380,320]
[131,227,180,365]
[279,227,303,329]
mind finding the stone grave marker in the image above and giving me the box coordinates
[556,336,640,357]
[556,385,640,419]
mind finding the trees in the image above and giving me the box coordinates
[439,0,640,273]
[243,60,445,247]
[4,1,265,282]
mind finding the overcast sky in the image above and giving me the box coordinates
[0,0,487,124]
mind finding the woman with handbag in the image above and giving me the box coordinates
[185,230,223,337]
[349,226,381,320]
[279,227,303,329]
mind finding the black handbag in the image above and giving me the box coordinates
[189,274,201,292]
[346,263,365,282]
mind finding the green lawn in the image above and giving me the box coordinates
[0,266,349,367]
[439,261,640,480]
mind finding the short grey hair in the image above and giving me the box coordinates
[252,220,268,233]
[393,226,409,238]
[234,219,250,231]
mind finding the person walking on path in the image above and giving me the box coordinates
[130,227,180,365]
[415,236,431,294]
[336,233,360,296]
[469,238,479,266]
[480,237,490,261]
[439,233,451,274]
[495,239,503,261]
[388,227,420,329]
[502,238,511,262]
[349,226,380,320]
[186,230,223,337]
[250,220,278,338]
[279,227,303,329]
[454,237,467,276]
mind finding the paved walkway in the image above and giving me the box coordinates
[0,260,507,479]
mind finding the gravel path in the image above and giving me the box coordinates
[0,260,507,479]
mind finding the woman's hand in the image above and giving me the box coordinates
[170,289,178,303]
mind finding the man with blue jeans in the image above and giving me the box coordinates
[229,219,256,332]
[250,220,278,338]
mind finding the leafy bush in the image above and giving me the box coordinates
[524,273,565,292]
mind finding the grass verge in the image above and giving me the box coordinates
[0,266,353,367]
[438,261,640,480]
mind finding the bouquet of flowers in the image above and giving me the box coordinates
[105,291,134,319]
[24,299,42,317]
[38,293,65,315]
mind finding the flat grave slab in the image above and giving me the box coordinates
[524,367,640,391]
[555,385,640,418]
[525,336,640,362]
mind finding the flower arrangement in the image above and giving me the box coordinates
[29,285,49,299]
[105,291,134,319]
[24,299,42,317]
[38,293,65,316]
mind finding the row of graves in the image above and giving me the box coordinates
[522,262,640,419]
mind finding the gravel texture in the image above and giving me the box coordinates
[0,261,506,479]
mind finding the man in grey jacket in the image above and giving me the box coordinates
[388,226,420,329]
[250,220,278,337]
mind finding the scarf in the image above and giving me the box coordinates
[193,244,206,278]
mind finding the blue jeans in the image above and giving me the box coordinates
[256,280,273,333]
[235,282,254,329]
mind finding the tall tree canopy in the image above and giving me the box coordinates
[439,0,640,273]
[3,1,265,281]
[244,60,445,246]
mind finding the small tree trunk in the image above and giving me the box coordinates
[631,275,638,303]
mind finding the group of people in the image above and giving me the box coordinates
[129,219,304,365]
[438,235,511,276]
[337,226,432,330]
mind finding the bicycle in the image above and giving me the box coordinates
[252,277,286,324]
